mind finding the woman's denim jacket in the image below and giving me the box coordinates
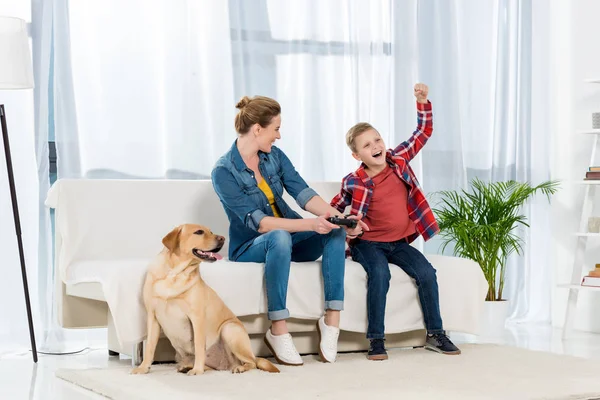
[211,140,317,260]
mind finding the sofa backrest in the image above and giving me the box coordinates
[46,179,344,279]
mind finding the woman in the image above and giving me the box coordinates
[211,95,366,365]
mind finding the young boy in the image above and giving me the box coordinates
[330,83,460,360]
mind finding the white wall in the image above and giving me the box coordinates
[551,0,600,333]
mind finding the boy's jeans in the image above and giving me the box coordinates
[235,229,346,321]
[350,239,444,339]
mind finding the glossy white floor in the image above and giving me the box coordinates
[1,325,599,400]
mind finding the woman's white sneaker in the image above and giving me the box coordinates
[316,316,340,363]
[264,329,303,366]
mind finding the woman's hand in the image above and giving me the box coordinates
[312,213,340,234]
[345,213,369,239]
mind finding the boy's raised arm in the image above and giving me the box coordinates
[392,83,433,161]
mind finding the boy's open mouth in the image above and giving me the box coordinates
[372,151,383,158]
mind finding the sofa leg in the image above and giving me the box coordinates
[108,350,119,357]
[132,342,144,367]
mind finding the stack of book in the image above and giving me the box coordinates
[581,264,600,287]
[585,167,600,180]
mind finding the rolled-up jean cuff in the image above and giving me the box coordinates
[247,209,267,231]
[268,309,290,321]
[296,187,318,209]
[325,300,344,311]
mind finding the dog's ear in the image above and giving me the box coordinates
[162,226,182,252]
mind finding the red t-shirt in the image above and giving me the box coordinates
[361,164,416,242]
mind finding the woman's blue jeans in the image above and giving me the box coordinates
[235,229,346,320]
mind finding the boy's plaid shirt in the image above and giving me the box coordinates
[330,101,439,244]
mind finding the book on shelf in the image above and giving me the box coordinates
[582,276,600,287]
[585,171,600,180]
[589,167,600,172]
[581,264,600,287]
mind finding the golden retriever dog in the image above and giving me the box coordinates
[131,223,279,375]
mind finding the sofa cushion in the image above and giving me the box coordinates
[64,254,487,347]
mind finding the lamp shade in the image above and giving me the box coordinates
[0,16,34,89]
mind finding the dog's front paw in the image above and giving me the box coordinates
[130,366,150,375]
[232,363,252,374]
[187,368,204,376]
[177,365,193,373]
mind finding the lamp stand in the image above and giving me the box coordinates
[1,104,38,363]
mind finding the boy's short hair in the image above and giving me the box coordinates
[346,122,377,153]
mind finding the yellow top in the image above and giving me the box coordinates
[258,179,282,218]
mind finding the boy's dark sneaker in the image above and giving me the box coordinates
[367,339,388,360]
[425,332,461,355]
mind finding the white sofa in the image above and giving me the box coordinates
[46,179,488,364]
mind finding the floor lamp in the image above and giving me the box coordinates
[0,16,38,363]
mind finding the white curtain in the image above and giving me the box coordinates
[30,0,79,353]
[56,0,392,180]
[33,0,106,352]
[413,0,553,324]
[49,0,553,330]
[56,0,235,179]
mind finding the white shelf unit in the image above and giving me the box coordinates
[557,284,600,292]
[574,180,600,185]
[578,129,600,135]
[561,79,600,338]
[573,232,600,237]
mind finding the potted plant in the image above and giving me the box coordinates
[433,179,559,331]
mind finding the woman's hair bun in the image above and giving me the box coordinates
[236,96,251,110]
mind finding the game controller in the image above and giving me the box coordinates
[326,216,358,229]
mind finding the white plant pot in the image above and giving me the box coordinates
[480,300,510,337]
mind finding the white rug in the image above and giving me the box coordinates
[56,344,600,400]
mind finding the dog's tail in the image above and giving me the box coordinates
[256,357,280,373]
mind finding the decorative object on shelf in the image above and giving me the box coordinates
[593,112,600,130]
[588,217,600,233]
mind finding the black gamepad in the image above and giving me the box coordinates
[326,216,357,229]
